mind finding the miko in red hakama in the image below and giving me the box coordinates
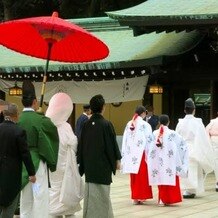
[158,176,182,204]
[130,152,153,200]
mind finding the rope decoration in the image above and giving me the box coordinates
[156,125,164,148]
[130,113,138,131]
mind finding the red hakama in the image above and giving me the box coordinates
[158,176,182,204]
[130,152,153,200]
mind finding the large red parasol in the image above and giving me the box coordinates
[0,12,109,111]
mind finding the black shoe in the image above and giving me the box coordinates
[183,193,196,199]
[216,183,218,192]
[14,207,20,215]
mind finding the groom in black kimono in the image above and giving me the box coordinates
[77,94,121,218]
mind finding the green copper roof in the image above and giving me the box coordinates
[107,0,218,34]
[0,17,202,81]
[107,0,218,19]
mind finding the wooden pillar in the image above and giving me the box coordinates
[153,94,162,115]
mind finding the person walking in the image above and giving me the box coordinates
[121,105,154,205]
[147,114,188,206]
[144,105,159,131]
[206,113,218,191]
[176,98,214,198]
[18,80,59,218]
[77,94,121,218]
[0,103,36,218]
[46,92,83,218]
[75,104,91,139]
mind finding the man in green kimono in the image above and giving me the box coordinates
[18,80,59,218]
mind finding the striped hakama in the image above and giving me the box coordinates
[83,183,114,218]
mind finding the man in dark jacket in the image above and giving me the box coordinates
[0,103,36,218]
[75,104,91,139]
[145,105,159,131]
[77,94,121,218]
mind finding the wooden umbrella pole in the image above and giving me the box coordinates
[38,43,52,113]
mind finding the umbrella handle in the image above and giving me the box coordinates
[38,43,52,113]
[38,75,47,112]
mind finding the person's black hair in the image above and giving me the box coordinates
[146,105,154,112]
[22,80,36,107]
[135,105,146,116]
[159,114,169,125]
[22,98,34,107]
[185,107,194,114]
[83,104,90,110]
[90,94,105,113]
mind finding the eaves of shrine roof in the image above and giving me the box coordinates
[0,17,202,81]
[107,0,218,34]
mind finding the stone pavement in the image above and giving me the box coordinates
[15,172,218,218]
[76,172,218,218]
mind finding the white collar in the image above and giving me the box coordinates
[23,108,35,112]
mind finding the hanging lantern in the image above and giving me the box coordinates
[9,81,22,96]
[149,84,163,94]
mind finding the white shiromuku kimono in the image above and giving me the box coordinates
[176,114,215,194]
[147,126,188,186]
[46,93,84,217]
[20,161,48,218]
[206,117,218,181]
[121,116,154,174]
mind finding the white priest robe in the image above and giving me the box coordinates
[147,126,188,186]
[121,116,154,174]
[46,93,84,216]
[176,114,215,194]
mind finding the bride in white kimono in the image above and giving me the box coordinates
[46,92,84,218]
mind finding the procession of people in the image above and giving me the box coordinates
[0,80,217,218]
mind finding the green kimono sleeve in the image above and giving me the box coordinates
[21,116,59,189]
[38,116,59,172]
[21,149,40,189]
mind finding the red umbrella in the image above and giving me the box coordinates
[0,12,109,111]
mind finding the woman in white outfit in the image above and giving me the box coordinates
[46,92,84,218]
[206,114,218,191]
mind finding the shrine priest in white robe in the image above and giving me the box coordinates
[176,98,215,198]
[147,114,188,206]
